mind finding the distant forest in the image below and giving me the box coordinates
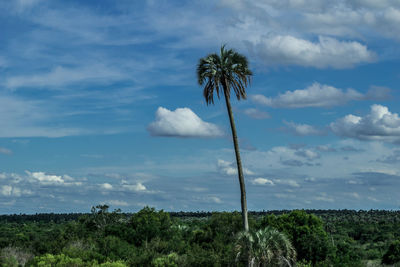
[1,207,400,266]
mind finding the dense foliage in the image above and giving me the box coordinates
[1,207,400,266]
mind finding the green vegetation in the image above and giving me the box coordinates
[0,207,400,266]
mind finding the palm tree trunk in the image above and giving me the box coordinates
[222,83,249,232]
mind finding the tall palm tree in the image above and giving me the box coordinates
[235,227,297,267]
[197,45,252,231]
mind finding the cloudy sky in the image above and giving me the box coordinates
[1,0,400,213]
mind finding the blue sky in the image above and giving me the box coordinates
[1,0,400,213]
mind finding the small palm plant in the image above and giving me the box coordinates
[235,226,297,267]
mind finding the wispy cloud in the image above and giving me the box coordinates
[243,108,270,119]
[5,64,126,90]
[0,147,12,155]
[251,83,368,108]
[283,121,325,136]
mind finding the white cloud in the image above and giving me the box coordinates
[147,107,223,138]
[100,183,113,190]
[331,104,400,142]
[217,159,254,176]
[243,108,270,119]
[0,185,12,196]
[206,196,222,204]
[0,185,30,197]
[222,0,400,43]
[284,121,324,136]
[251,35,375,69]
[252,177,274,186]
[122,182,147,192]
[26,171,82,186]
[28,171,64,184]
[251,83,364,108]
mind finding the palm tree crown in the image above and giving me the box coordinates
[197,45,252,104]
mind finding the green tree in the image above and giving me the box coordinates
[235,227,296,267]
[152,253,179,267]
[261,210,330,264]
[197,45,252,231]
[382,240,400,264]
[129,207,172,247]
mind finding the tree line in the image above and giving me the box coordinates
[1,206,400,266]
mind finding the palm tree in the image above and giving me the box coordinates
[235,227,297,267]
[197,45,252,231]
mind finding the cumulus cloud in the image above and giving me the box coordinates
[26,171,82,186]
[331,104,400,142]
[0,185,13,196]
[100,183,113,190]
[147,107,223,138]
[122,182,147,192]
[251,177,274,186]
[243,108,270,119]
[251,83,365,108]
[217,159,254,176]
[283,121,324,136]
[0,185,31,197]
[251,35,375,69]
[206,196,222,204]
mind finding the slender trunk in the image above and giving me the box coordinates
[222,83,249,232]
